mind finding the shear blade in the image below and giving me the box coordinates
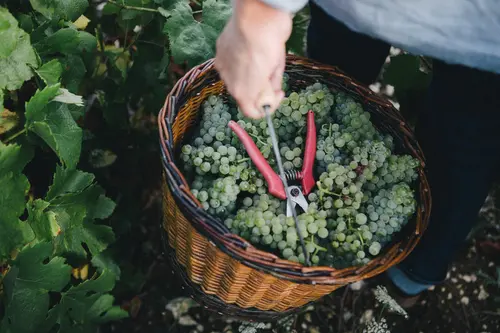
[286,186,309,217]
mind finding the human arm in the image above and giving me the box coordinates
[214,0,307,119]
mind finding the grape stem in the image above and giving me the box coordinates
[347,217,353,230]
[236,143,270,164]
[107,0,159,13]
[306,236,327,255]
[237,157,250,163]
[248,132,267,146]
[357,231,365,246]
[316,181,342,201]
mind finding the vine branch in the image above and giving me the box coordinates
[4,129,26,143]
[107,0,159,13]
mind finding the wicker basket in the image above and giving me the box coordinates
[158,55,431,317]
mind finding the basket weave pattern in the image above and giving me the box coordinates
[159,55,432,313]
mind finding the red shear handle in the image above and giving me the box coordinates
[228,121,286,200]
[301,111,316,195]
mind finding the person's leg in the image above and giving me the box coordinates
[388,60,500,295]
[306,1,391,85]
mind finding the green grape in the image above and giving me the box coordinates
[368,242,381,256]
[198,191,209,202]
[307,223,318,234]
[285,150,295,161]
[355,213,367,225]
[318,227,329,239]
[336,233,346,242]
[193,157,203,166]
[186,84,418,268]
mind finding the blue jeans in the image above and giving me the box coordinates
[307,2,500,293]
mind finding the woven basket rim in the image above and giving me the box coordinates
[158,54,432,284]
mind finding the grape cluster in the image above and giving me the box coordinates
[179,81,420,268]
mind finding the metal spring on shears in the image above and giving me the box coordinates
[284,170,303,181]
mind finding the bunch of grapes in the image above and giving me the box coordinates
[179,81,420,268]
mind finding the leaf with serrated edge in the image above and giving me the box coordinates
[0,141,33,174]
[42,253,128,332]
[202,0,231,34]
[36,59,63,85]
[0,142,35,259]
[27,199,60,241]
[29,0,89,21]
[0,172,35,259]
[61,54,87,93]
[287,7,309,56]
[0,242,71,333]
[0,8,38,91]
[25,85,83,169]
[46,165,95,200]
[163,2,218,67]
[46,182,115,258]
[35,29,97,56]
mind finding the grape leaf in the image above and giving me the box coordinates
[27,199,60,242]
[41,176,115,258]
[35,29,97,56]
[29,0,89,21]
[25,84,83,169]
[36,59,63,85]
[286,6,309,56]
[46,165,95,200]
[163,1,218,67]
[202,0,231,35]
[60,55,87,92]
[0,7,18,58]
[0,242,71,333]
[0,8,38,91]
[0,142,35,260]
[42,254,128,332]
[0,141,33,174]
[0,172,35,260]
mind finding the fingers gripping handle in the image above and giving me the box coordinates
[301,111,316,195]
[228,121,286,200]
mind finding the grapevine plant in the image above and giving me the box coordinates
[0,0,428,332]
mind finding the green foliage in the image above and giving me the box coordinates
[287,6,310,56]
[0,0,310,331]
[163,1,219,67]
[35,59,63,85]
[0,8,38,91]
[25,84,83,168]
[29,0,89,21]
[0,142,34,260]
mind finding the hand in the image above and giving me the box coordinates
[214,0,292,119]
